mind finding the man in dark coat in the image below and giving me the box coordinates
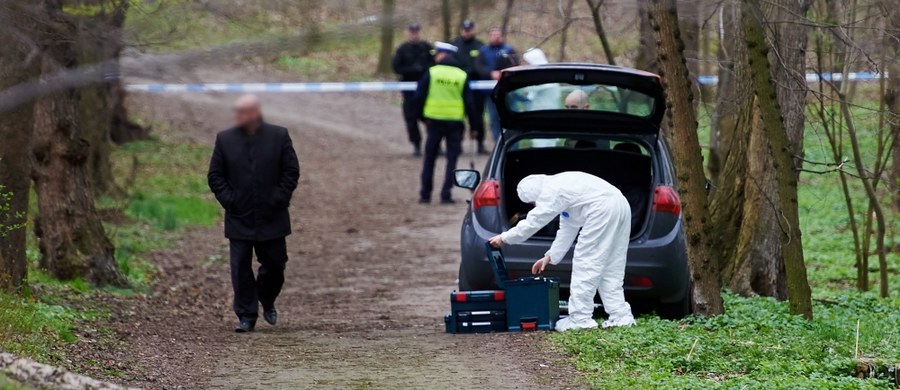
[208,94,300,333]
[392,23,434,156]
[451,19,488,154]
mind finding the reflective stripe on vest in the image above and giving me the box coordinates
[423,65,467,121]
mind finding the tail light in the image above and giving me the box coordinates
[472,179,500,210]
[652,186,681,216]
[626,275,654,288]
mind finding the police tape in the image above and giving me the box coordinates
[126,72,883,93]
[125,80,498,93]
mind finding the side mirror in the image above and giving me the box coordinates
[453,169,481,190]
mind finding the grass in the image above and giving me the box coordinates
[1,136,219,365]
[0,374,33,390]
[552,294,900,388]
[554,90,899,388]
[0,291,98,359]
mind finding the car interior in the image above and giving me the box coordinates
[501,137,653,239]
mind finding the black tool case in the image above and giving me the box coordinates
[444,290,507,333]
[444,310,507,333]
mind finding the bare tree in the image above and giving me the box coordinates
[501,0,515,36]
[742,0,812,318]
[375,0,395,76]
[31,1,127,287]
[73,1,130,195]
[441,0,452,41]
[708,2,786,299]
[0,1,39,291]
[458,0,470,27]
[634,2,657,72]
[648,0,723,316]
[585,0,616,65]
[558,0,577,62]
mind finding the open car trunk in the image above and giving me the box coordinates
[501,144,653,240]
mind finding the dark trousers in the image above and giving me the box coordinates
[230,237,288,321]
[401,91,422,146]
[468,93,486,144]
[420,120,464,201]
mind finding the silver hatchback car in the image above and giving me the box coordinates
[453,63,691,319]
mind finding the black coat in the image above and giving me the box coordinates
[208,122,300,241]
[392,41,434,82]
[450,36,484,77]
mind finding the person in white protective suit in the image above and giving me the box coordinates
[488,172,635,330]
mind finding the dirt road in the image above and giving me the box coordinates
[104,71,583,389]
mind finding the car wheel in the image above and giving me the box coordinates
[656,289,692,320]
[458,261,490,291]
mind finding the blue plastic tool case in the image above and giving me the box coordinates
[486,243,560,331]
[445,290,507,333]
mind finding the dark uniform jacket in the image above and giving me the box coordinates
[392,41,435,82]
[450,36,485,77]
[208,122,300,241]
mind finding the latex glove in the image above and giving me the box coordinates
[531,255,551,275]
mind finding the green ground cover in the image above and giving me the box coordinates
[554,94,899,388]
[0,137,218,364]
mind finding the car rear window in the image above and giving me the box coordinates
[505,83,656,117]
[509,137,650,156]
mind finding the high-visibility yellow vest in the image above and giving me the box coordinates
[423,65,467,121]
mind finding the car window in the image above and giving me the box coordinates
[505,83,655,118]
[510,137,649,156]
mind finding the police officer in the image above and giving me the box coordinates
[451,19,488,154]
[415,42,476,204]
[392,23,434,156]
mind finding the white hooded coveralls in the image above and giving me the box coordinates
[500,172,633,329]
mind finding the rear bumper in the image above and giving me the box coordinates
[460,212,690,303]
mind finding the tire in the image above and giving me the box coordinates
[457,261,491,291]
[656,289,692,320]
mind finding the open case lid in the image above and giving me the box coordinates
[484,242,510,289]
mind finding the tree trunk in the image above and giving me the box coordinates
[889,75,899,215]
[71,1,129,195]
[708,1,786,299]
[558,0,576,62]
[501,0,515,36]
[634,2,657,72]
[441,0,452,41]
[648,0,723,316]
[0,2,39,291]
[742,0,812,319]
[458,0,470,27]
[586,0,616,65]
[375,0,395,76]
[32,4,127,287]
[761,0,810,155]
[881,0,900,213]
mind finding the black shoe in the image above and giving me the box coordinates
[263,307,277,326]
[440,198,456,205]
[418,198,431,204]
[412,145,422,157]
[235,319,256,333]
